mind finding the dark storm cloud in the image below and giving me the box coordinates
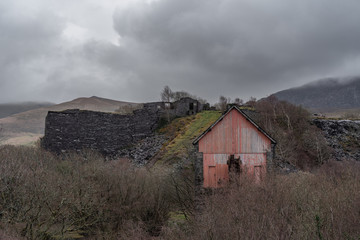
[113,0,360,102]
[0,2,64,102]
[1,0,360,104]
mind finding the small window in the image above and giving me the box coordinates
[189,102,194,110]
[157,105,161,109]
[165,103,170,109]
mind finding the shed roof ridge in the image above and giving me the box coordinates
[192,106,276,145]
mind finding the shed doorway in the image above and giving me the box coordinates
[208,166,216,187]
[228,155,241,174]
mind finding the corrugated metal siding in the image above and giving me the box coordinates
[203,153,266,187]
[199,110,271,154]
[199,109,271,188]
[203,154,229,188]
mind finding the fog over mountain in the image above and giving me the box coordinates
[273,77,360,110]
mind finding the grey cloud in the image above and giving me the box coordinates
[113,0,360,101]
[1,0,360,104]
[0,2,64,102]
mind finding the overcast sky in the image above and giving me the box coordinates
[1,0,360,104]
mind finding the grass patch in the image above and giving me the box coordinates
[156,111,221,165]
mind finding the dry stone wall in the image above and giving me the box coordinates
[41,107,159,156]
[41,98,203,158]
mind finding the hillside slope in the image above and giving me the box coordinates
[153,111,222,166]
[0,102,54,118]
[0,96,140,145]
[273,77,360,111]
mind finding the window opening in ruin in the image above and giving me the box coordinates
[189,102,194,110]
[165,102,170,109]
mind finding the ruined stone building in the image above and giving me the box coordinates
[193,106,276,188]
[41,97,203,156]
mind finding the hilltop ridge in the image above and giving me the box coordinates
[273,77,360,111]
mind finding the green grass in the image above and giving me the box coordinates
[156,111,221,165]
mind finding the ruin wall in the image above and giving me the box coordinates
[41,108,159,156]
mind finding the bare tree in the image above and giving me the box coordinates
[234,98,244,106]
[217,96,230,112]
[161,86,173,102]
[172,91,191,101]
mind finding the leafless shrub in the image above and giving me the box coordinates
[163,161,360,240]
[0,146,172,239]
[2,146,359,239]
[255,96,332,168]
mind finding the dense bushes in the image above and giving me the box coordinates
[0,146,173,239]
[0,146,359,239]
[163,162,360,240]
[255,97,332,168]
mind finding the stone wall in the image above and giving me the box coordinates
[41,97,203,157]
[144,97,203,119]
[41,107,159,156]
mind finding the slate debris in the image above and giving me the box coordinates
[313,119,360,161]
[117,134,168,166]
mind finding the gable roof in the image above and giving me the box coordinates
[192,106,276,145]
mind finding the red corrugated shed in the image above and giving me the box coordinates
[193,106,276,188]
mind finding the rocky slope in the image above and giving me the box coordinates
[313,119,360,160]
[117,135,168,166]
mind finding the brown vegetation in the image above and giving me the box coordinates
[0,146,175,239]
[0,145,359,239]
[163,162,360,240]
[255,96,332,168]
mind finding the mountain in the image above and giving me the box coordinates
[0,102,54,118]
[0,96,141,145]
[273,77,360,111]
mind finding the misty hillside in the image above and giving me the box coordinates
[273,77,360,110]
[0,102,54,119]
[0,96,140,145]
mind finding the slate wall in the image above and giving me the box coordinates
[41,97,203,156]
[41,108,159,156]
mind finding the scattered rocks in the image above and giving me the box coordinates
[275,161,299,174]
[313,119,360,161]
[117,134,168,166]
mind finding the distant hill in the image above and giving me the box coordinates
[0,102,54,118]
[0,96,141,145]
[273,77,360,111]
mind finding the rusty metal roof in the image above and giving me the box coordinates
[193,106,277,145]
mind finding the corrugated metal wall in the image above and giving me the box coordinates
[198,109,271,188]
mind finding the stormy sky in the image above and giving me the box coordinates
[1,0,360,104]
